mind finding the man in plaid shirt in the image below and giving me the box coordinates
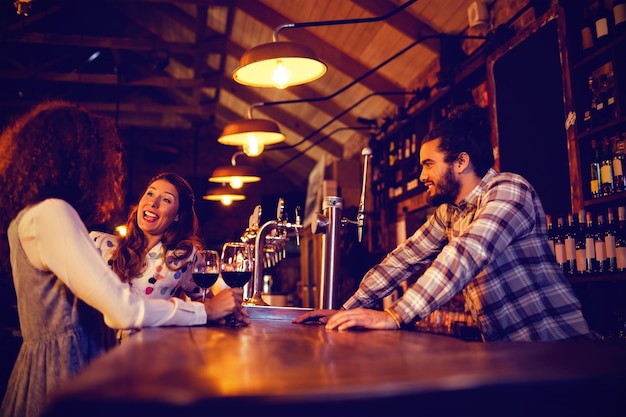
[295,104,590,342]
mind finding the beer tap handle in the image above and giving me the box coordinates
[294,206,301,245]
[358,147,373,243]
[276,198,285,222]
[249,205,262,231]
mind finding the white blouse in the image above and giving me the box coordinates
[89,231,200,300]
[17,198,207,329]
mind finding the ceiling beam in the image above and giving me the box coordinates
[3,31,225,55]
[0,69,219,88]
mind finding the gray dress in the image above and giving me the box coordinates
[0,208,115,417]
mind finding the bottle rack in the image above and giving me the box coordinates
[370,115,429,212]
[567,2,626,209]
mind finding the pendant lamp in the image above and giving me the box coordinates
[209,152,261,189]
[231,0,418,89]
[202,186,246,206]
[217,118,285,157]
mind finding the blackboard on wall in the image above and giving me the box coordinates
[489,16,571,218]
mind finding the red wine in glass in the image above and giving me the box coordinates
[192,249,220,302]
[221,242,253,326]
[221,271,252,288]
[192,272,219,290]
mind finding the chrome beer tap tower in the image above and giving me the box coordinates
[243,198,303,306]
[311,147,372,309]
[240,147,372,309]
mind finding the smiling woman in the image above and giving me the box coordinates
[90,173,202,299]
[89,172,249,333]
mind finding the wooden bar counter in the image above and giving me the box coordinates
[44,306,626,417]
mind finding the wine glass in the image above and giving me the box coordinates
[192,249,220,303]
[221,242,253,326]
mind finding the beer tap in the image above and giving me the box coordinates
[246,199,303,306]
[312,147,372,309]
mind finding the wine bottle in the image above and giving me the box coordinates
[585,210,599,273]
[584,76,596,131]
[565,212,578,275]
[594,0,612,45]
[600,136,615,196]
[581,3,596,52]
[613,0,626,34]
[595,212,608,273]
[612,133,626,192]
[546,214,556,258]
[595,73,609,126]
[554,216,569,274]
[615,206,626,272]
[590,138,602,198]
[605,207,618,272]
[575,209,590,274]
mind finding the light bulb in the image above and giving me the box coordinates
[115,225,127,237]
[272,60,291,89]
[242,135,265,157]
[230,178,244,189]
[221,196,233,206]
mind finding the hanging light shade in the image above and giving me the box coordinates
[218,118,286,157]
[202,187,246,206]
[208,164,261,189]
[233,41,327,89]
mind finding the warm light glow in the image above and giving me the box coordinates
[230,177,244,189]
[242,135,265,157]
[208,163,261,189]
[218,119,285,157]
[271,60,291,89]
[233,42,327,89]
[203,190,246,206]
[115,225,127,237]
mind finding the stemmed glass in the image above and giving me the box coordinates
[221,242,253,326]
[192,249,220,303]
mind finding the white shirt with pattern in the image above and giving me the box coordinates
[89,231,201,301]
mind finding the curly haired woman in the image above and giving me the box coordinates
[0,101,246,417]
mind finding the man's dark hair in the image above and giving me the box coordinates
[422,103,495,177]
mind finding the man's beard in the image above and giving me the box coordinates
[426,165,460,206]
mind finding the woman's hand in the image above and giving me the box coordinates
[204,287,249,325]
[324,308,399,331]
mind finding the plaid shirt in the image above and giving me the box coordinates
[344,168,590,341]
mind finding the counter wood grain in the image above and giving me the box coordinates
[44,309,626,417]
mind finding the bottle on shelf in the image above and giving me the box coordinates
[554,216,569,275]
[605,68,617,122]
[595,73,609,126]
[584,76,596,131]
[585,210,599,273]
[600,136,615,196]
[575,209,593,274]
[612,132,626,192]
[593,0,612,46]
[613,0,626,34]
[595,211,609,273]
[565,212,579,275]
[605,206,618,272]
[546,214,557,258]
[615,205,626,272]
[581,2,596,52]
[590,138,603,198]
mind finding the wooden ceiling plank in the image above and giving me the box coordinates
[351,0,441,53]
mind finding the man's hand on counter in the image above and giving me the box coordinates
[293,308,401,331]
[292,309,337,325]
